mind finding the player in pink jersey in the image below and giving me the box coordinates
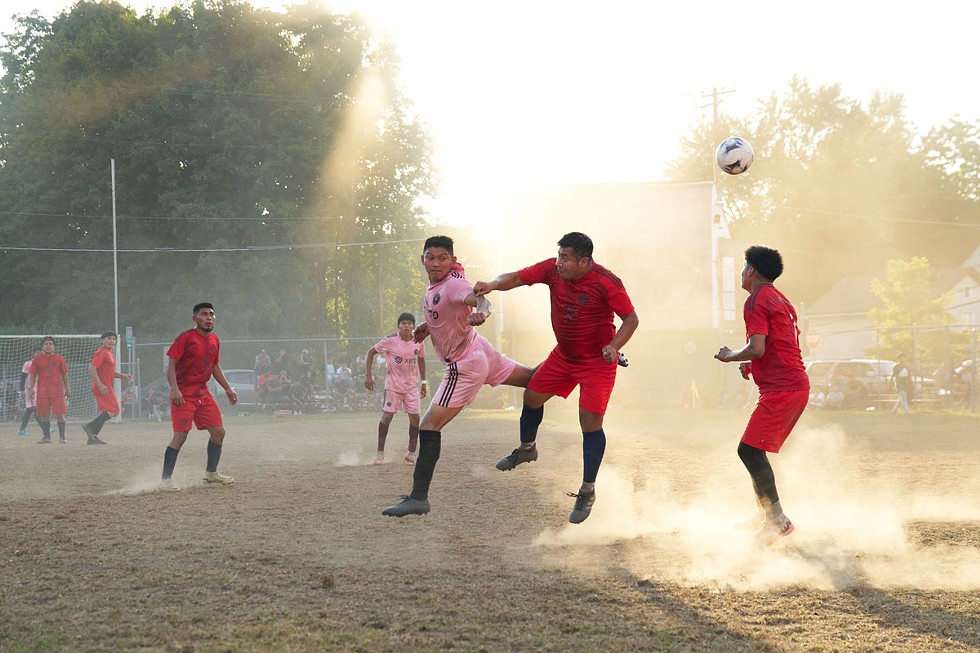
[474,232,639,524]
[159,302,239,491]
[365,312,428,465]
[28,336,72,444]
[81,332,134,445]
[715,245,810,545]
[382,236,538,518]
[17,347,43,436]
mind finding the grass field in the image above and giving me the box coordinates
[1,406,978,652]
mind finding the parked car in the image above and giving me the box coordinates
[208,369,258,408]
[806,359,934,409]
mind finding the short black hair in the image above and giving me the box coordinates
[193,302,215,314]
[101,331,117,339]
[744,245,784,281]
[558,232,593,260]
[423,235,454,255]
[41,336,55,346]
[397,312,416,325]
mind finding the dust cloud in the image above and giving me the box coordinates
[531,421,980,591]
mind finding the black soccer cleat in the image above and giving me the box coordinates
[567,489,596,524]
[495,445,538,471]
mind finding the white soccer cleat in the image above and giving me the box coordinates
[372,451,385,465]
[203,471,235,485]
[158,478,180,492]
[404,451,417,465]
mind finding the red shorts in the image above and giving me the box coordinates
[171,393,223,432]
[35,395,67,418]
[528,348,617,415]
[741,389,809,453]
[93,385,121,415]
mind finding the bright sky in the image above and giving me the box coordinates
[4,1,979,228]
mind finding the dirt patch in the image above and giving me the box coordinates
[1,408,978,651]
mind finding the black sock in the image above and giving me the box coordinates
[206,440,222,473]
[57,422,66,439]
[86,412,112,435]
[519,404,544,444]
[41,421,51,439]
[737,441,779,514]
[20,408,35,430]
[162,446,180,479]
[411,430,441,500]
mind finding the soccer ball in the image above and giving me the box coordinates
[716,137,754,175]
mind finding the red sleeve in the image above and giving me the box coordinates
[166,332,186,362]
[516,258,556,286]
[58,355,68,374]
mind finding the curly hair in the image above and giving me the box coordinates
[744,245,784,281]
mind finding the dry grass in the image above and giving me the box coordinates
[1,406,978,652]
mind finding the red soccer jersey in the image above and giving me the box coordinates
[167,328,220,398]
[31,353,68,398]
[91,347,116,388]
[743,284,810,393]
[518,258,635,361]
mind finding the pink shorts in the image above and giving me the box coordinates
[529,348,618,415]
[93,385,121,415]
[381,388,420,415]
[741,389,809,453]
[171,393,223,432]
[433,335,517,408]
[35,395,67,418]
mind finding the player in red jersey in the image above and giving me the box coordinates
[159,302,239,491]
[715,245,810,545]
[81,332,134,445]
[475,232,639,524]
[365,312,428,465]
[28,336,71,444]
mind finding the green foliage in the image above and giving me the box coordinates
[0,0,433,340]
[666,77,980,306]
[868,257,955,362]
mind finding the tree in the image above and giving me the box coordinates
[0,0,434,341]
[868,257,955,365]
[666,77,980,307]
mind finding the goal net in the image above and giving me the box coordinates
[0,334,109,422]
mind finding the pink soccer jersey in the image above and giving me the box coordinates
[423,264,479,364]
[372,334,425,393]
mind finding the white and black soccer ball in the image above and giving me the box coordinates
[715,137,754,175]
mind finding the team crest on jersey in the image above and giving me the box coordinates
[414,348,419,356]
[433,293,441,305]
[578,293,589,305]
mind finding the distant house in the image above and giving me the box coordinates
[804,247,980,362]
[802,276,881,360]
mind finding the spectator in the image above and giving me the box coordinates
[325,356,337,390]
[254,349,272,375]
[300,348,316,391]
[275,348,290,375]
[337,362,354,393]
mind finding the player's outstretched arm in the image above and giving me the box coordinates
[473,271,525,296]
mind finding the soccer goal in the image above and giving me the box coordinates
[0,334,107,422]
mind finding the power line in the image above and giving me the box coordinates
[778,205,980,228]
[0,237,425,254]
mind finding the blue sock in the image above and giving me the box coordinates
[520,404,544,444]
[582,429,606,484]
[57,422,66,439]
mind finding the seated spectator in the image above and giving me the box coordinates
[336,363,354,393]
